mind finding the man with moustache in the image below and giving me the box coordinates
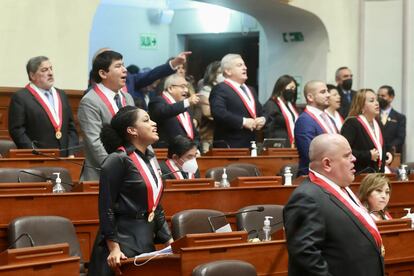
[148,74,200,147]
[377,85,406,154]
[335,66,356,118]
[8,56,79,157]
[284,134,384,276]
[294,80,337,175]
[209,54,265,148]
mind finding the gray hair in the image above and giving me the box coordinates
[164,74,184,90]
[221,53,242,77]
[335,66,349,80]
[26,56,49,80]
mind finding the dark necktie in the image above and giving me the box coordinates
[240,85,251,101]
[114,94,122,109]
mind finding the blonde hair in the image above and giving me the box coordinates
[358,173,391,209]
[347,88,375,117]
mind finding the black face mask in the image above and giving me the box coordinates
[378,97,388,109]
[282,89,295,103]
[342,78,353,90]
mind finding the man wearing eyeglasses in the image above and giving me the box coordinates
[148,74,200,148]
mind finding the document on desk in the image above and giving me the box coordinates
[135,245,173,258]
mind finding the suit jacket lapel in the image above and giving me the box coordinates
[326,190,381,254]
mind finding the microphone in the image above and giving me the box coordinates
[7,233,35,249]
[208,206,265,232]
[355,166,377,176]
[31,140,83,154]
[19,170,74,187]
[211,140,231,149]
[31,149,101,171]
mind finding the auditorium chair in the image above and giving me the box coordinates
[205,166,251,182]
[0,139,16,157]
[236,204,284,240]
[171,209,225,240]
[31,166,73,191]
[0,168,46,183]
[192,260,257,276]
[226,163,261,176]
[8,215,86,275]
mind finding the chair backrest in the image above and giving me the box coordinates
[171,209,225,240]
[0,168,46,183]
[192,260,257,276]
[8,215,84,272]
[227,163,261,176]
[205,166,251,182]
[0,139,16,157]
[31,166,73,191]
[236,204,284,240]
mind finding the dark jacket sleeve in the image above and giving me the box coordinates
[127,63,175,92]
[209,85,244,129]
[390,112,406,150]
[148,96,187,122]
[8,92,33,148]
[283,190,332,276]
[341,118,372,165]
[153,204,172,243]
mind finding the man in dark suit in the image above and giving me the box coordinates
[335,66,356,118]
[378,85,406,154]
[209,53,265,148]
[284,134,384,276]
[8,56,79,157]
[294,80,336,175]
[148,74,200,148]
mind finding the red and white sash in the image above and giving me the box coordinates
[274,97,298,145]
[119,147,163,214]
[357,115,383,167]
[93,84,126,117]
[224,80,256,119]
[165,159,194,179]
[162,92,194,140]
[309,171,382,248]
[26,83,63,134]
[304,107,337,134]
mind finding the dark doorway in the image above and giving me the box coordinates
[185,32,259,92]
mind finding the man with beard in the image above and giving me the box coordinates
[377,85,406,154]
[294,80,337,175]
[335,66,356,118]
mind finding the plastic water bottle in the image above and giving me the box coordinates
[250,141,257,157]
[219,168,230,188]
[402,208,414,228]
[52,172,65,193]
[284,167,293,186]
[399,164,408,181]
[262,216,273,241]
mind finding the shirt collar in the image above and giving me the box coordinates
[306,105,324,116]
[381,106,392,115]
[97,82,123,100]
[225,78,244,88]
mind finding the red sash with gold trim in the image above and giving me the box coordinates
[224,80,256,119]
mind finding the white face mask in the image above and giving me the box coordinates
[181,158,198,174]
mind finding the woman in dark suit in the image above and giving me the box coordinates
[341,89,393,173]
[88,106,172,276]
[263,75,299,147]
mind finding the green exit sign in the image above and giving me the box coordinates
[283,32,304,42]
[140,33,158,49]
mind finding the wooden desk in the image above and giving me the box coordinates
[382,228,414,275]
[0,243,80,275]
[0,192,98,262]
[0,157,84,182]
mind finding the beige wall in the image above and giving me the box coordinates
[0,0,99,90]
[290,0,361,85]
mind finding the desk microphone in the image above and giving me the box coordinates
[355,166,377,176]
[7,233,35,249]
[19,170,74,187]
[31,149,101,171]
[31,140,84,153]
[207,206,265,232]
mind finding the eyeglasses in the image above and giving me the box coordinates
[171,84,189,89]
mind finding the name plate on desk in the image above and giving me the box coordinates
[164,178,215,189]
[171,231,248,254]
[231,176,282,187]
[0,182,52,194]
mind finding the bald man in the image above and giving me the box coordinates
[284,134,384,276]
[294,80,338,175]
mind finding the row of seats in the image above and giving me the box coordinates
[6,205,283,275]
